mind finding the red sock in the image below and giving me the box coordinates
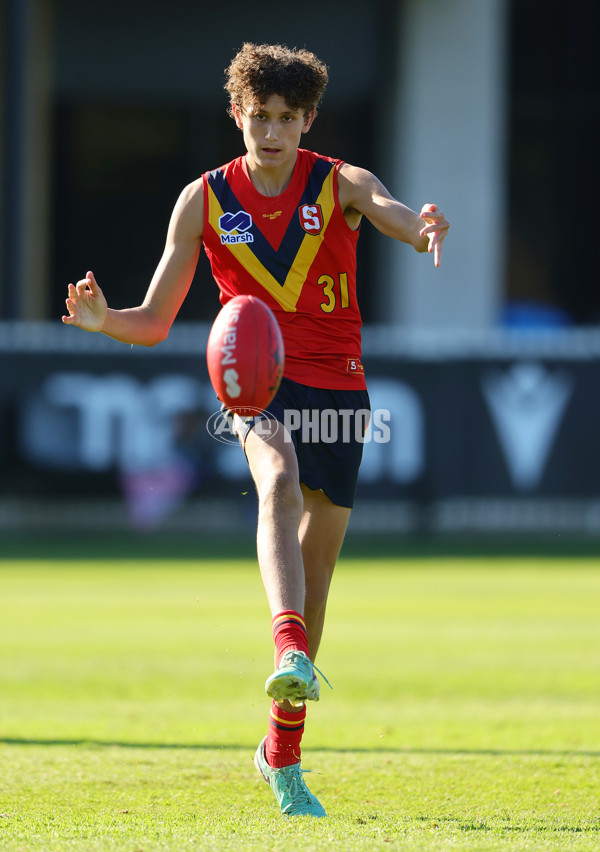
[272,610,310,665]
[265,701,307,767]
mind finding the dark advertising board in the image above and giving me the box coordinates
[1,323,599,536]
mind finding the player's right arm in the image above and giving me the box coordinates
[62,179,204,346]
[338,165,449,268]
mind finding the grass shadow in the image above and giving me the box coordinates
[2,737,600,758]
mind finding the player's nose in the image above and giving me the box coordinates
[264,122,278,141]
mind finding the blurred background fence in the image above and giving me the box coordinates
[2,322,600,539]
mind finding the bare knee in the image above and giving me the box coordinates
[257,466,303,522]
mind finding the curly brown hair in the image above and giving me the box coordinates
[224,43,328,118]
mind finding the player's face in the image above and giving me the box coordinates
[233,95,314,170]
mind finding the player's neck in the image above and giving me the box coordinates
[244,154,297,198]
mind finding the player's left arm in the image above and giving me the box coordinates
[338,164,450,267]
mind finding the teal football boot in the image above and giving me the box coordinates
[265,650,327,707]
[254,737,326,817]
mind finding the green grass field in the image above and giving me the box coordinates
[1,547,600,850]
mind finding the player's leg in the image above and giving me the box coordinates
[299,484,351,660]
[254,483,351,817]
[240,384,368,818]
[294,385,368,661]
[242,417,326,817]
[242,417,305,617]
[241,418,317,704]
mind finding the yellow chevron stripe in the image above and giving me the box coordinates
[207,170,335,312]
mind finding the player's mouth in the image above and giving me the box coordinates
[262,147,281,154]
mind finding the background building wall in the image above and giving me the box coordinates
[2,0,399,323]
[2,0,599,327]
[386,0,507,329]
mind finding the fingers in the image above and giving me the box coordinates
[62,297,76,324]
[63,272,107,332]
[419,207,446,229]
[429,229,446,267]
[419,212,448,237]
[418,204,449,268]
[419,222,443,236]
[86,270,101,294]
[75,278,91,297]
[63,281,85,324]
[72,272,100,298]
[64,286,78,313]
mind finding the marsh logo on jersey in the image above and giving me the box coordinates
[298,204,323,234]
[218,211,254,244]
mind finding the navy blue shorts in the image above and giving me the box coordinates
[239,377,371,508]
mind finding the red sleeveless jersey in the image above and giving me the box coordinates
[202,148,366,390]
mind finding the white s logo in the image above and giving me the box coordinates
[224,368,241,398]
[299,204,323,233]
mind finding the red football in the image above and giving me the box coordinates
[206,295,285,416]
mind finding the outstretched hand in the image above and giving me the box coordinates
[62,271,107,332]
[419,203,450,268]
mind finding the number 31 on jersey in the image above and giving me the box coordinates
[319,272,350,313]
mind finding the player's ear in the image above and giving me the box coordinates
[302,109,316,134]
[231,102,244,130]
